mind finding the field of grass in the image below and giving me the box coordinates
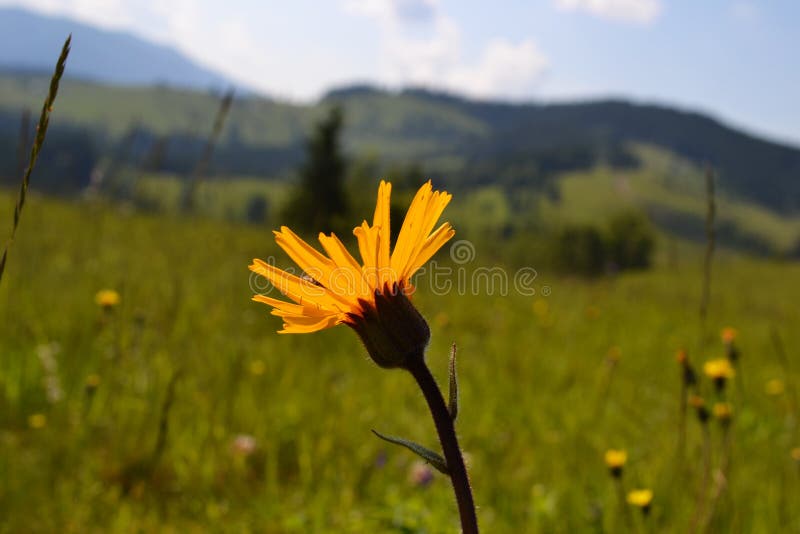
[1,187,800,532]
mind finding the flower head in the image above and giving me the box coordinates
[765,379,785,396]
[95,289,120,309]
[627,489,653,513]
[85,373,101,395]
[604,449,627,478]
[713,402,733,425]
[250,181,454,369]
[721,327,738,344]
[28,413,47,429]
[704,358,735,391]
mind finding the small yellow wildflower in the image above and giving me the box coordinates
[627,488,653,512]
[532,298,549,318]
[85,374,101,395]
[765,379,785,396]
[85,374,101,388]
[95,289,120,308]
[249,359,266,376]
[704,359,734,380]
[791,447,800,462]
[704,358,734,390]
[28,413,47,429]
[604,449,627,478]
[713,402,733,422]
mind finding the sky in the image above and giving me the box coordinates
[3,0,799,146]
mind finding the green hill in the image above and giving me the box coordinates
[2,75,799,213]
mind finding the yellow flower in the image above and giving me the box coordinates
[249,359,266,376]
[627,488,653,509]
[95,289,120,308]
[604,449,626,477]
[703,358,735,380]
[249,181,454,368]
[713,402,733,421]
[721,327,738,344]
[791,447,800,462]
[28,413,47,429]
[765,379,785,396]
[532,298,549,318]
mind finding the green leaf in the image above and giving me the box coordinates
[371,429,449,474]
[448,343,458,421]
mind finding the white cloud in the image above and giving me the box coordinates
[447,39,548,99]
[555,0,661,25]
[343,0,548,99]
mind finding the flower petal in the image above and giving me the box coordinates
[405,222,455,277]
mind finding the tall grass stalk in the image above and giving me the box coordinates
[181,89,235,212]
[698,166,716,330]
[15,109,31,181]
[0,35,71,286]
[771,327,799,438]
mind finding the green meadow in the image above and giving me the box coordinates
[2,188,799,532]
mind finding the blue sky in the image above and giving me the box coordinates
[4,0,799,145]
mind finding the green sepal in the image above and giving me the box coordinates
[371,429,449,474]
[448,343,458,421]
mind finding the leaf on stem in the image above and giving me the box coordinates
[371,429,449,474]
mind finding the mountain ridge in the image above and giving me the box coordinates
[0,6,237,91]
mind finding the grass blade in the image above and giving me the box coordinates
[0,34,71,286]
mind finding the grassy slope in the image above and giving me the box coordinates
[1,190,800,532]
[0,75,484,159]
[537,145,800,253]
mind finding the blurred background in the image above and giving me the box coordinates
[1,1,799,532]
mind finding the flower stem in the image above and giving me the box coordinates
[407,355,478,534]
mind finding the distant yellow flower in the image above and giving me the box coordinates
[532,298,549,318]
[95,289,120,308]
[627,488,653,510]
[676,348,688,364]
[249,181,454,368]
[713,402,733,422]
[28,413,47,429]
[765,379,785,396]
[249,359,266,376]
[791,447,800,462]
[606,346,622,363]
[704,358,735,390]
[704,358,734,380]
[721,327,738,344]
[85,373,101,389]
[604,449,627,477]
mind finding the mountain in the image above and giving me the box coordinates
[0,6,235,90]
[1,72,800,214]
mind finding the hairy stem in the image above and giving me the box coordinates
[407,355,478,534]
